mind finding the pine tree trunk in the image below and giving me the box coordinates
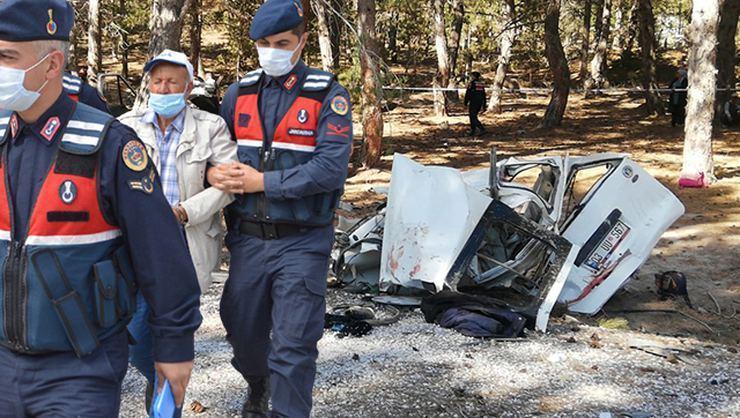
[446,0,465,102]
[432,0,450,117]
[624,1,639,54]
[463,25,473,77]
[681,0,721,185]
[314,0,335,72]
[542,0,570,128]
[87,0,102,84]
[585,0,611,98]
[120,0,129,79]
[135,0,191,109]
[357,0,383,169]
[489,0,516,113]
[68,0,83,72]
[388,15,398,64]
[715,0,739,123]
[637,0,663,115]
[579,0,592,84]
[612,0,624,52]
[593,0,605,43]
[330,0,342,70]
[189,0,203,78]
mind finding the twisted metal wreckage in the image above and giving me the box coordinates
[331,153,685,332]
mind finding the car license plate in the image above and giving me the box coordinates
[584,220,630,272]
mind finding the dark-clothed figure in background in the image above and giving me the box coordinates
[464,71,487,136]
[209,0,353,416]
[669,68,688,127]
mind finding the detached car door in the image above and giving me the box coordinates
[557,156,685,314]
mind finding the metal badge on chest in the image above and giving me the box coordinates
[59,180,77,205]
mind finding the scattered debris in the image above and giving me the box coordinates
[610,309,716,335]
[189,400,207,413]
[654,271,693,308]
[597,317,630,330]
[325,313,373,337]
[420,290,527,338]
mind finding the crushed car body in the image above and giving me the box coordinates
[332,153,685,331]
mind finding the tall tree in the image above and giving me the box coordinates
[489,0,517,113]
[87,0,102,84]
[135,0,191,109]
[579,0,592,83]
[584,0,611,98]
[314,0,335,72]
[542,0,570,128]
[357,0,384,168]
[329,0,342,70]
[446,0,465,101]
[637,0,663,114]
[715,0,739,123]
[681,0,721,186]
[432,0,450,117]
[119,0,130,79]
[189,0,203,78]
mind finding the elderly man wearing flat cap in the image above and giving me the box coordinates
[0,0,202,416]
[209,0,353,416]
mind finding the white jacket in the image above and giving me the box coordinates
[119,106,237,292]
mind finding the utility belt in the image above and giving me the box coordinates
[233,220,318,240]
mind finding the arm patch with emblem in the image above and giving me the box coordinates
[127,167,156,194]
[122,140,148,172]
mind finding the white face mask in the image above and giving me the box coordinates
[257,42,303,77]
[0,54,50,112]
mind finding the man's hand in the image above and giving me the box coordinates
[234,163,265,194]
[172,205,188,224]
[155,361,194,407]
[207,163,245,194]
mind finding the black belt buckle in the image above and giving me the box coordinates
[261,223,279,240]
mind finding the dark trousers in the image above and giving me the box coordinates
[671,105,686,126]
[220,225,334,418]
[0,331,128,417]
[469,104,484,132]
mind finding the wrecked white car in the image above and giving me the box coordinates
[332,153,685,330]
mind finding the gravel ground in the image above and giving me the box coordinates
[119,282,739,418]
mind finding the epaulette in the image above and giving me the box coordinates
[63,74,83,95]
[59,103,114,155]
[302,69,335,92]
[238,69,264,87]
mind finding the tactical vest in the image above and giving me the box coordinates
[227,68,340,227]
[0,104,137,358]
[63,73,84,102]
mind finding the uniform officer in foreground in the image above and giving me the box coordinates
[0,0,202,415]
[209,0,353,416]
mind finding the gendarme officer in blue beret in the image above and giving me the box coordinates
[209,0,353,416]
[0,0,202,416]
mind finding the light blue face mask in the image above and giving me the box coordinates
[0,54,50,112]
[148,93,186,118]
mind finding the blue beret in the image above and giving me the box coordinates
[0,0,74,42]
[249,0,305,41]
